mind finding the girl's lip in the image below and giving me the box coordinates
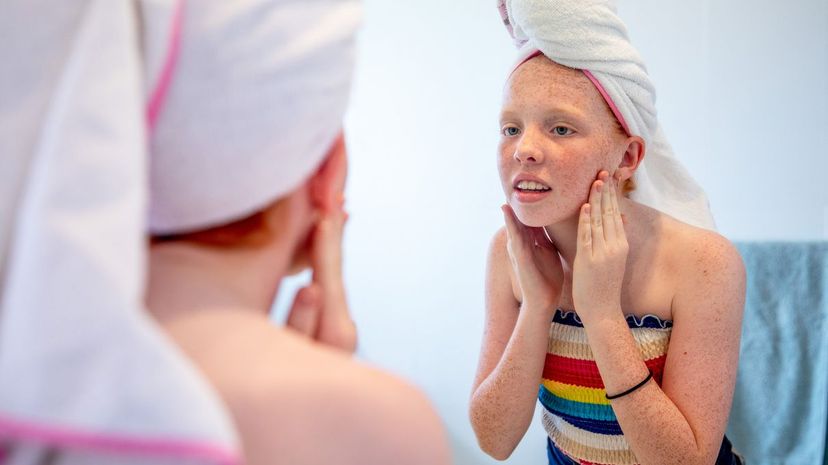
[512,174,552,189]
[513,188,552,203]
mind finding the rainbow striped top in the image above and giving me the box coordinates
[539,308,673,465]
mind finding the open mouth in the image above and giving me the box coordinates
[514,180,551,193]
[512,179,552,203]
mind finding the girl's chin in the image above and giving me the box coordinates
[512,205,575,228]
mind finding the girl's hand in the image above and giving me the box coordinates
[572,170,629,322]
[286,202,357,353]
[501,204,564,312]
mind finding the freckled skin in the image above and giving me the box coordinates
[473,54,746,464]
[498,55,627,228]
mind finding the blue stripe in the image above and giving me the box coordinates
[552,308,673,329]
[547,437,579,465]
[538,386,623,435]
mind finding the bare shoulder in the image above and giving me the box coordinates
[158,310,451,465]
[671,221,745,285]
[488,225,507,258]
[658,220,747,463]
[487,226,521,302]
[667,219,746,321]
[488,225,509,264]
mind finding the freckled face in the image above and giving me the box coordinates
[498,55,625,227]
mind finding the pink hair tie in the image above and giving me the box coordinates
[581,69,631,136]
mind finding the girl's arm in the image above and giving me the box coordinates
[574,173,746,465]
[469,226,558,460]
[581,232,745,465]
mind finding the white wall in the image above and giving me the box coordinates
[274,1,828,464]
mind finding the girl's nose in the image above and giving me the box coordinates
[513,130,544,164]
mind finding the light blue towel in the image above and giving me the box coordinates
[726,241,828,465]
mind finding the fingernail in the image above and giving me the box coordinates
[297,288,312,304]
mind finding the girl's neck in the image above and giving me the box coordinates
[145,240,290,322]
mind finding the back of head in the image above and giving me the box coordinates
[147,0,361,236]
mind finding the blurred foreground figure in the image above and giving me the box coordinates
[0,1,452,464]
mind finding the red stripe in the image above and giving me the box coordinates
[543,354,667,389]
[543,354,605,388]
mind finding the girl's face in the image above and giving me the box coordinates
[498,55,630,227]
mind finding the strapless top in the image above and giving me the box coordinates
[539,308,673,465]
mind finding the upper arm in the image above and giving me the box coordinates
[471,227,521,396]
[661,232,746,463]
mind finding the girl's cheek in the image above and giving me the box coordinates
[497,143,513,166]
[496,154,509,181]
[497,139,511,156]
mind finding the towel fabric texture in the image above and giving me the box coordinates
[728,241,828,465]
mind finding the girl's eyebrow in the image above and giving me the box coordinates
[545,104,587,121]
[544,110,589,127]
[500,105,588,125]
[499,110,519,124]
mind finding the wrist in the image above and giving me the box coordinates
[519,299,557,317]
[576,304,625,327]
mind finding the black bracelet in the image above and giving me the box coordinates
[605,369,653,400]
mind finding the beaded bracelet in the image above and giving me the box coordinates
[605,369,653,400]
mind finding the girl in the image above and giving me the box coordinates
[470,2,747,464]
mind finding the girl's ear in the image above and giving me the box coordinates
[615,135,645,183]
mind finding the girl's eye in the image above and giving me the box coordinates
[553,126,573,136]
[502,126,520,137]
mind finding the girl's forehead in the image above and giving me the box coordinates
[504,56,600,110]
[502,55,615,120]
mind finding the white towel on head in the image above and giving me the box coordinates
[149,0,361,234]
[498,0,717,231]
[0,0,360,463]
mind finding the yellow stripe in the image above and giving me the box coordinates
[541,379,611,406]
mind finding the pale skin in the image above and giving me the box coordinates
[469,56,746,464]
[147,136,451,465]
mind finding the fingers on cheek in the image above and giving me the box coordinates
[579,204,591,244]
